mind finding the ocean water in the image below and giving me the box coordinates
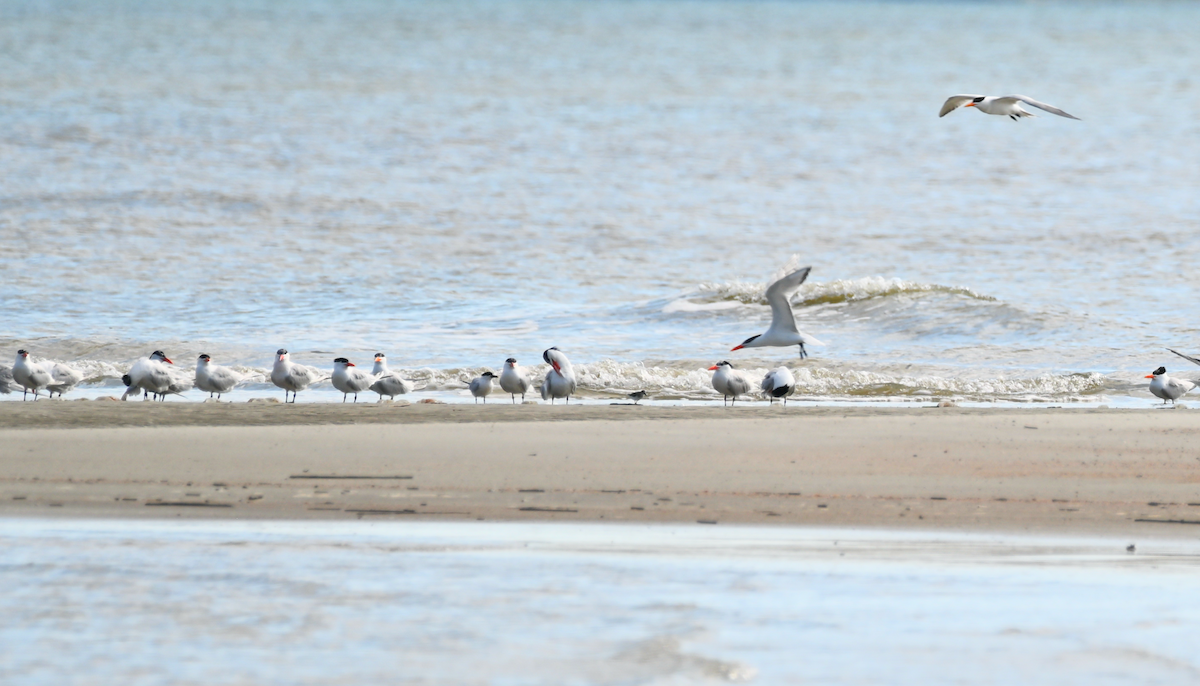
[2,0,1199,404]
[4,518,1200,685]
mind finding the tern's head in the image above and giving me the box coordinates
[964,96,986,108]
[708,361,734,371]
[374,353,385,362]
[1146,366,1167,379]
[198,354,211,363]
[17,349,28,359]
[150,350,173,364]
[481,371,497,379]
[334,357,354,368]
[542,348,559,365]
[276,348,289,361]
[731,335,759,352]
[505,357,517,367]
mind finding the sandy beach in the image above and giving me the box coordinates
[3,403,1199,536]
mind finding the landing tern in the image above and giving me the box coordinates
[731,266,823,358]
[939,94,1081,121]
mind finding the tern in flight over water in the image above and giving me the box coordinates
[939,94,1081,121]
[731,266,823,358]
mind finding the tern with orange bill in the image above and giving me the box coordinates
[1145,366,1196,405]
[540,347,577,404]
[939,94,1080,121]
[730,266,823,358]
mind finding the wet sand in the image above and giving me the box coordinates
[3,402,1200,535]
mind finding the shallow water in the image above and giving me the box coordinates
[2,0,1199,405]
[4,518,1200,685]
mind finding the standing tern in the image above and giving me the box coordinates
[499,357,531,403]
[271,349,319,403]
[731,266,824,358]
[195,354,242,400]
[122,350,176,401]
[332,357,374,403]
[540,347,577,404]
[12,350,52,400]
[369,353,414,400]
[709,361,751,406]
[939,94,1081,121]
[761,367,796,405]
[469,371,497,403]
[1145,367,1196,405]
[41,360,83,398]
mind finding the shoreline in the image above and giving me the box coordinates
[3,406,1200,537]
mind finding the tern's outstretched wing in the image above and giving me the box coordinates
[1003,95,1080,120]
[763,266,811,336]
[1168,348,1200,368]
[939,95,984,117]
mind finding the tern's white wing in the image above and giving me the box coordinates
[939,95,985,117]
[1001,95,1080,120]
[1167,349,1200,368]
[763,266,811,337]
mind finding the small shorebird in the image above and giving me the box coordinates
[499,357,531,403]
[469,371,497,403]
[731,266,823,358]
[709,361,752,406]
[122,350,176,401]
[541,347,577,404]
[628,390,648,404]
[939,94,1081,121]
[12,350,51,400]
[369,353,414,400]
[271,349,319,403]
[332,357,374,403]
[1145,367,1196,405]
[195,354,242,400]
[761,367,796,405]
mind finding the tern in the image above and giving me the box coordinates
[1145,367,1196,405]
[731,266,823,358]
[122,350,176,401]
[332,357,374,403]
[761,367,796,405]
[939,94,1081,121]
[41,360,83,398]
[369,353,414,400]
[195,354,242,400]
[499,357,531,403]
[271,349,319,403]
[709,361,752,406]
[540,347,577,404]
[12,350,52,400]
[469,371,497,403]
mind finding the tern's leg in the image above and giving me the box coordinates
[798,343,807,359]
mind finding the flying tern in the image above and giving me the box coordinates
[939,94,1080,121]
[731,266,823,358]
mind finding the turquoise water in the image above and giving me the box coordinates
[2,1,1199,404]
[3,518,1200,684]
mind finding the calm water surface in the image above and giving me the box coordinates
[2,0,1199,404]
[3,518,1200,685]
